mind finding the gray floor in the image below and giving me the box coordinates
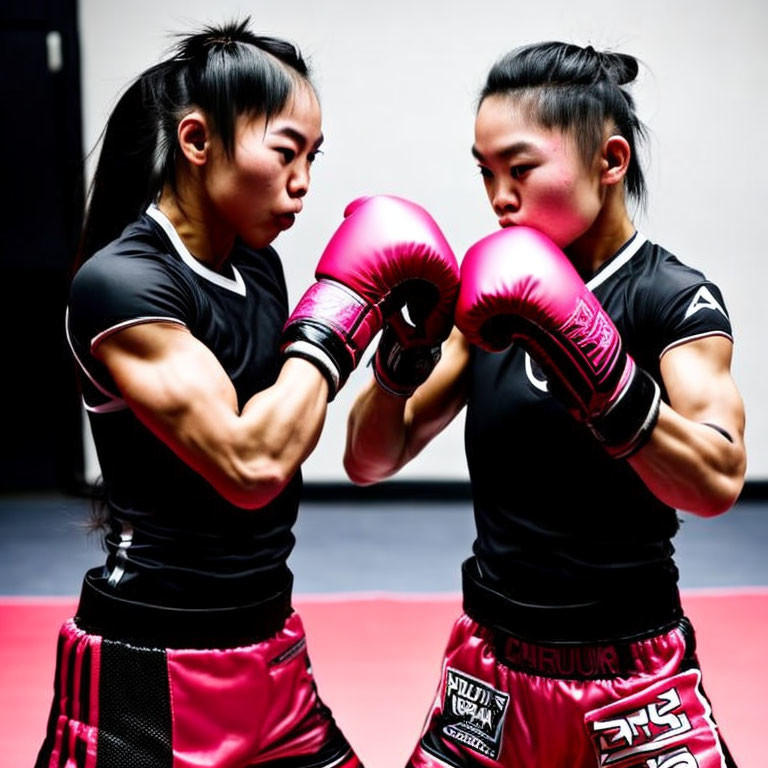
[0,493,766,596]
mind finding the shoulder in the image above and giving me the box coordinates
[72,216,184,293]
[69,217,194,341]
[629,239,714,299]
[629,237,732,352]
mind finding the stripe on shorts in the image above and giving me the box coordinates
[42,622,102,768]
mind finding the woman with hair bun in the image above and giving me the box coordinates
[345,41,745,767]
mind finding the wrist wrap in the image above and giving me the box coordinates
[589,365,661,459]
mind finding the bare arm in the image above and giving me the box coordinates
[96,321,329,509]
[628,336,746,517]
[344,326,471,484]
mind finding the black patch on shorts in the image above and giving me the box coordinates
[97,639,172,768]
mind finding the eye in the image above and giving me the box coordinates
[276,147,296,163]
[510,165,533,180]
[308,149,323,164]
[477,165,493,180]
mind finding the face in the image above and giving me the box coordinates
[473,94,604,249]
[204,83,323,249]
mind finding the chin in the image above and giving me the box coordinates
[241,231,276,250]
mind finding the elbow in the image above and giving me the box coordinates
[345,470,378,488]
[687,455,747,518]
[343,441,400,486]
[708,446,748,516]
[343,453,380,487]
[693,498,735,519]
[696,473,745,518]
[671,436,747,518]
[219,456,294,510]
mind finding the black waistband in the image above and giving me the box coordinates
[75,567,293,649]
[462,557,683,645]
[493,617,695,679]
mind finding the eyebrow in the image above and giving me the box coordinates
[471,140,537,162]
[272,126,324,150]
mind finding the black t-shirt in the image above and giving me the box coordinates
[67,206,301,607]
[465,233,733,613]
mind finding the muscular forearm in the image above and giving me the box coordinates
[628,403,746,517]
[344,378,412,485]
[344,328,470,485]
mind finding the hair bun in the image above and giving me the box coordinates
[175,18,252,60]
[599,50,639,86]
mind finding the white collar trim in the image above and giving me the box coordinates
[586,232,647,291]
[146,204,246,296]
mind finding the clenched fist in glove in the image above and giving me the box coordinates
[282,195,459,400]
[455,226,660,458]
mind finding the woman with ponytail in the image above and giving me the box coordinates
[345,42,745,767]
[36,19,364,768]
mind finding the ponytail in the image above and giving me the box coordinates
[77,62,175,266]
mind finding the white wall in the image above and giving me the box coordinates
[79,0,768,482]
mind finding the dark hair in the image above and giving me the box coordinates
[479,42,647,204]
[77,18,313,266]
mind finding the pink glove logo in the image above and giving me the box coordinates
[559,297,622,382]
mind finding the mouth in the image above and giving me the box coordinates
[275,212,296,230]
[498,217,517,229]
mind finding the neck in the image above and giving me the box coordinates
[157,174,235,271]
[565,189,635,280]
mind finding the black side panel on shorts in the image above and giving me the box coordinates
[97,639,173,768]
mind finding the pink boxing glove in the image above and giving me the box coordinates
[281,196,459,400]
[455,226,660,458]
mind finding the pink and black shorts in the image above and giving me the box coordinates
[407,562,736,768]
[35,570,362,768]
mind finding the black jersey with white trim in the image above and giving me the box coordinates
[464,233,733,622]
[67,207,300,607]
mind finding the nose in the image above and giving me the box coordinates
[491,182,519,218]
[288,164,310,199]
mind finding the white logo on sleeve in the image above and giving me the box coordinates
[683,287,727,320]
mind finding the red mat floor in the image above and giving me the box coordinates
[1,590,765,768]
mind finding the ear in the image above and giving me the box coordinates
[600,135,631,187]
[177,111,211,166]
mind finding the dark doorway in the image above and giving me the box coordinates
[0,0,85,491]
